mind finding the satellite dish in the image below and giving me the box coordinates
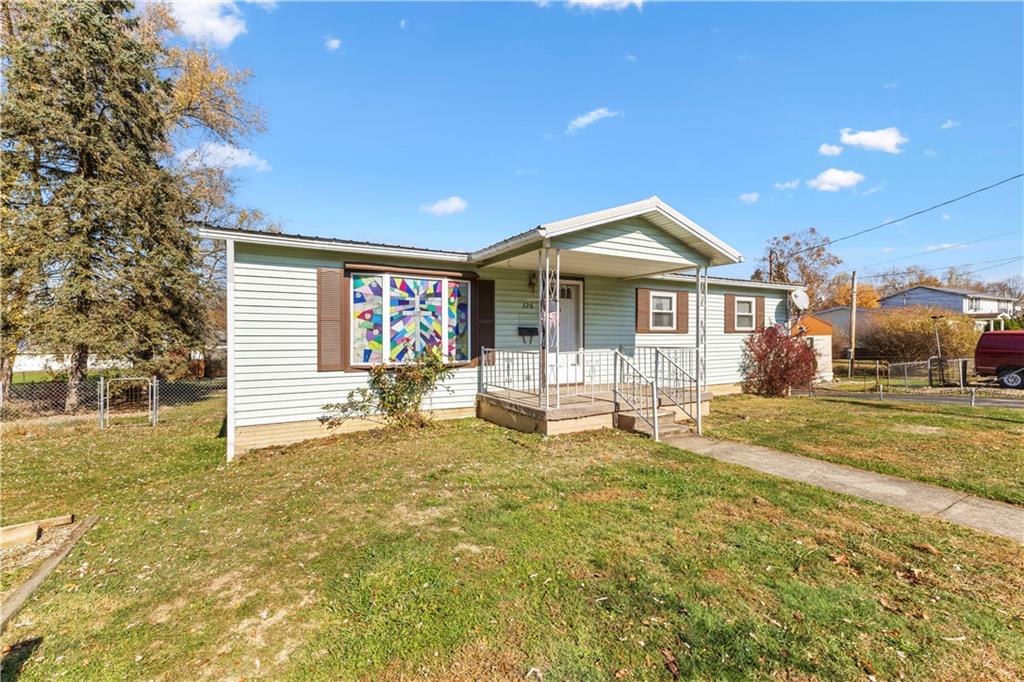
[790,289,810,311]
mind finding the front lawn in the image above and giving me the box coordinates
[706,395,1024,506]
[2,400,1022,680]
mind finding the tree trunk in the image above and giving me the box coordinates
[64,344,89,412]
[0,353,13,402]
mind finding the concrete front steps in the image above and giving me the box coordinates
[614,408,694,439]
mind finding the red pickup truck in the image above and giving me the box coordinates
[974,331,1024,388]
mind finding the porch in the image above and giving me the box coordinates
[476,346,712,440]
[468,197,745,441]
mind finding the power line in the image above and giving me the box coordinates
[853,229,1020,271]
[788,173,1023,257]
[857,255,1023,280]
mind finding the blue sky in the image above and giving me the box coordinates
[174,1,1023,282]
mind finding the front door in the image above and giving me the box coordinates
[548,282,583,384]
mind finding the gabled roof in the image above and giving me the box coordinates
[470,196,743,267]
[880,285,1015,301]
[197,197,746,271]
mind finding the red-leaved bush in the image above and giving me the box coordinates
[740,326,817,397]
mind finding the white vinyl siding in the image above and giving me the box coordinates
[550,218,705,267]
[231,243,792,430]
[232,243,477,428]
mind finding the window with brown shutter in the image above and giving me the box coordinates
[755,296,766,331]
[676,291,689,334]
[471,279,495,366]
[317,268,345,371]
[635,288,651,333]
[724,294,736,333]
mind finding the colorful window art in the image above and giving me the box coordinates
[389,277,443,362]
[351,273,470,365]
[448,280,470,362]
[352,274,384,364]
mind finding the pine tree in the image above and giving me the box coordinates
[2,0,206,410]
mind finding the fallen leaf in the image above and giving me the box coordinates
[660,648,679,679]
[830,554,849,566]
[911,542,941,556]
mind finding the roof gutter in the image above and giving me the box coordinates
[197,227,471,263]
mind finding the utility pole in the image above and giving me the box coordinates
[848,271,858,378]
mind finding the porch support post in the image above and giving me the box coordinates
[537,247,545,408]
[554,247,561,409]
[695,264,707,435]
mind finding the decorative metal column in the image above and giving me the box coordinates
[536,241,562,409]
[695,265,708,435]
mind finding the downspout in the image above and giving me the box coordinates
[225,238,236,462]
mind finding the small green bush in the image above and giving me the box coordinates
[321,350,456,428]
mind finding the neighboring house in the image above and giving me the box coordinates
[791,314,834,382]
[879,286,1016,331]
[200,197,803,460]
[814,305,880,342]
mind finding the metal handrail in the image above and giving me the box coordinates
[655,348,702,435]
[613,350,658,441]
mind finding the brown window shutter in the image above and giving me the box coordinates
[471,279,495,366]
[724,294,736,333]
[676,291,689,334]
[755,296,766,331]
[636,288,651,333]
[317,268,344,371]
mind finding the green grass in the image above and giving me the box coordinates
[2,399,1023,680]
[707,394,1024,505]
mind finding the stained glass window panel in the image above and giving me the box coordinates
[389,276,443,362]
[352,274,384,364]
[448,280,470,362]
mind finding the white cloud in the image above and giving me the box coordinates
[246,0,277,9]
[924,149,937,157]
[566,107,619,134]
[169,1,247,47]
[806,168,865,192]
[400,19,407,29]
[881,247,895,253]
[773,179,799,191]
[940,119,960,130]
[178,142,271,172]
[941,213,951,220]
[839,127,908,154]
[624,53,638,63]
[325,36,342,51]
[420,196,468,216]
[818,143,843,157]
[567,0,643,10]
[861,184,884,196]
[883,82,899,90]
[738,192,759,204]
[926,242,965,252]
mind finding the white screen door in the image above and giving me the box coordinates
[548,282,583,384]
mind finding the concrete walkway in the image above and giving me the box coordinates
[664,434,1024,544]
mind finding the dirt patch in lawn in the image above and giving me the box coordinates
[570,487,645,503]
[897,424,945,435]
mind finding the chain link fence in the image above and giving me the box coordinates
[1,376,226,424]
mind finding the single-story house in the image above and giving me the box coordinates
[880,285,1016,331]
[813,305,881,342]
[199,197,803,460]
[791,313,834,382]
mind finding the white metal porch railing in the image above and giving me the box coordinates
[479,346,703,439]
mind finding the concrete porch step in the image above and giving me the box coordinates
[614,409,693,439]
